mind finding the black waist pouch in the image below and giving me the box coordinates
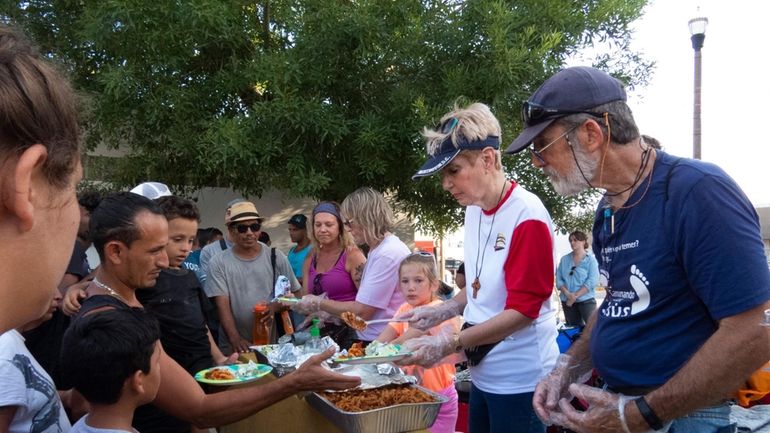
[462,322,502,367]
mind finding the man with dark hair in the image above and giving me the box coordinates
[205,201,300,353]
[287,214,311,285]
[508,66,770,433]
[62,308,162,433]
[134,195,232,433]
[67,192,359,431]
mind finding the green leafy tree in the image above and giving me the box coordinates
[2,0,650,236]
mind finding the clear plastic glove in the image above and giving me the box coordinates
[297,310,340,330]
[395,298,462,330]
[533,353,593,425]
[292,294,323,315]
[550,384,635,433]
[399,327,455,368]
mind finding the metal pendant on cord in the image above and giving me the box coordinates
[472,180,508,299]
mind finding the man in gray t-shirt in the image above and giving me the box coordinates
[205,201,299,353]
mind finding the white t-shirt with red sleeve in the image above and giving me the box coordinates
[463,181,559,394]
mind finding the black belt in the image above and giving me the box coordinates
[606,385,660,396]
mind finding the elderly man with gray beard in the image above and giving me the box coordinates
[506,66,770,433]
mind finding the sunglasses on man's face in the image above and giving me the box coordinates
[521,101,604,126]
[235,223,261,234]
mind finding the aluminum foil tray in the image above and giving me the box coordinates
[305,385,447,433]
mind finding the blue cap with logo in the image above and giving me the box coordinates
[505,66,627,155]
[412,118,500,180]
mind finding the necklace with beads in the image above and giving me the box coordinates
[92,278,129,304]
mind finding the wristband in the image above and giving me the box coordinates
[634,396,664,430]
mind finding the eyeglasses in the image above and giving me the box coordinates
[569,266,576,276]
[343,218,355,228]
[529,124,580,165]
[409,251,434,258]
[521,101,604,127]
[234,223,261,234]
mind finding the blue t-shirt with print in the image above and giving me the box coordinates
[589,151,770,389]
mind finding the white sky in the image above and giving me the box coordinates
[434,0,770,260]
[627,0,770,207]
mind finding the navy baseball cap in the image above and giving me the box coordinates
[505,67,626,154]
[412,118,500,180]
[288,214,307,229]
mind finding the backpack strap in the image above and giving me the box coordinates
[219,238,227,251]
[270,247,277,296]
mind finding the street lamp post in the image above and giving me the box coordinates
[689,16,708,160]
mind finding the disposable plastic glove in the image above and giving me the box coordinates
[395,298,462,330]
[550,384,636,433]
[297,309,341,330]
[292,294,323,315]
[533,353,594,425]
[399,327,456,368]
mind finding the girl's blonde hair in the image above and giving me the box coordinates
[340,187,394,246]
[399,252,440,286]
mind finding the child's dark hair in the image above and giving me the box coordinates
[77,190,103,213]
[259,231,271,244]
[155,195,200,222]
[197,227,222,247]
[61,308,160,405]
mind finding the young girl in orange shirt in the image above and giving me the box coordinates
[375,252,461,433]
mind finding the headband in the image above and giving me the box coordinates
[313,202,341,219]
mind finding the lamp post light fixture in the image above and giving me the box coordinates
[689,16,708,160]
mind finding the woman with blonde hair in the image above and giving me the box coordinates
[401,102,559,433]
[293,188,410,344]
[300,201,366,348]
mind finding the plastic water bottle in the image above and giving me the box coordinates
[252,302,270,345]
[304,318,322,352]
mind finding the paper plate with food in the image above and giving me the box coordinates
[194,361,273,386]
[332,341,411,365]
